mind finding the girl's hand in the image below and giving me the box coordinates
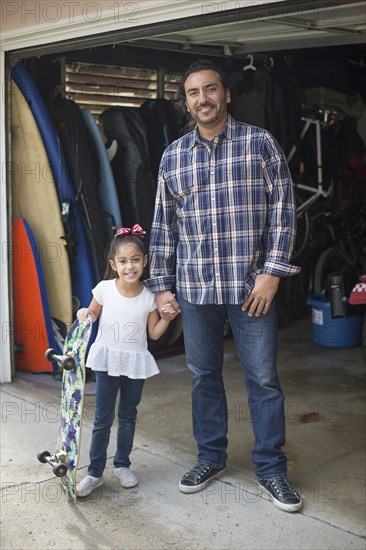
[76,298,101,323]
[77,308,89,323]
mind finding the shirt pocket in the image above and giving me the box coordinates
[166,174,195,199]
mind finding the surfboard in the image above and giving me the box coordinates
[11,63,95,312]
[12,218,61,373]
[81,108,123,238]
[11,81,73,332]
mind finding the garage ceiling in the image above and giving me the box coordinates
[7,0,366,61]
[126,0,366,56]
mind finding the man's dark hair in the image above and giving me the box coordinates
[178,59,230,100]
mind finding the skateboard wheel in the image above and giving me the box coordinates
[45,348,57,362]
[53,463,68,477]
[62,357,76,371]
[37,450,51,463]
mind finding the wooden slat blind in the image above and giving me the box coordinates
[65,61,182,118]
[65,61,158,115]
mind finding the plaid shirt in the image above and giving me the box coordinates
[145,115,299,305]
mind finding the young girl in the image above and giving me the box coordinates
[76,224,175,497]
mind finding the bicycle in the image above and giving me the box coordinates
[287,106,345,260]
[283,106,365,318]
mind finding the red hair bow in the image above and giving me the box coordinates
[114,224,146,238]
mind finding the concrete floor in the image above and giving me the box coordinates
[1,316,365,549]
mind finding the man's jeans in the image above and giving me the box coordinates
[88,371,145,478]
[179,296,287,479]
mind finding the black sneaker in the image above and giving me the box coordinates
[179,463,226,494]
[258,476,302,512]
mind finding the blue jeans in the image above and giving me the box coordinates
[88,371,145,478]
[179,296,287,479]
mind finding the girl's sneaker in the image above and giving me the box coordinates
[114,467,138,488]
[76,475,103,497]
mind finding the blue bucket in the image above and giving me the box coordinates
[307,295,362,348]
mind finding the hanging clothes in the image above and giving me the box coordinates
[139,98,180,181]
[100,107,156,250]
[229,63,273,132]
[48,94,109,281]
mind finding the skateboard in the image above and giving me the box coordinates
[37,314,92,503]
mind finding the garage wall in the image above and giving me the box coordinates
[1,1,99,31]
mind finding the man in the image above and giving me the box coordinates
[145,59,302,512]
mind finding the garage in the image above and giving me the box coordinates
[0,1,365,547]
[2,0,366,377]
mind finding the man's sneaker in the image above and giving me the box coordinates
[258,476,302,512]
[114,467,138,488]
[179,463,226,494]
[76,475,103,497]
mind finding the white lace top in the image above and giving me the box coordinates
[86,279,159,379]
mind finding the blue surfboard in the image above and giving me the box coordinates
[81,109,123,237]
[12,63,95,313]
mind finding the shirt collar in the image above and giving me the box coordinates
[188,114,236,150]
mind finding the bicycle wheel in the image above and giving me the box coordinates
[313,246,355,294]
[292,194,311,260]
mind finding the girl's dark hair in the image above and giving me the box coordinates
[103,234,146,280]
[178,59,230,100]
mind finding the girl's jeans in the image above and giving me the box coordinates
[179,296,287,479]
[88,371,145,478]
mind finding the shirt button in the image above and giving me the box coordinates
[212,197,215,201]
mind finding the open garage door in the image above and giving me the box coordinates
[1,0,366,382]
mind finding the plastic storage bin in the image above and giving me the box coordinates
[307,295,362,348]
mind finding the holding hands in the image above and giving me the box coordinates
[76,297,178,325]
[156,291,181,321]
[160,301,178,317]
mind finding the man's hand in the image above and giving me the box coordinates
[161,302,178,317]
[242,274,280,317]
[156,291,181,320]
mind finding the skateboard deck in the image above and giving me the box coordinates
[37,314,92,503]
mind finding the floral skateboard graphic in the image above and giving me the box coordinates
[37,315,92,503]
